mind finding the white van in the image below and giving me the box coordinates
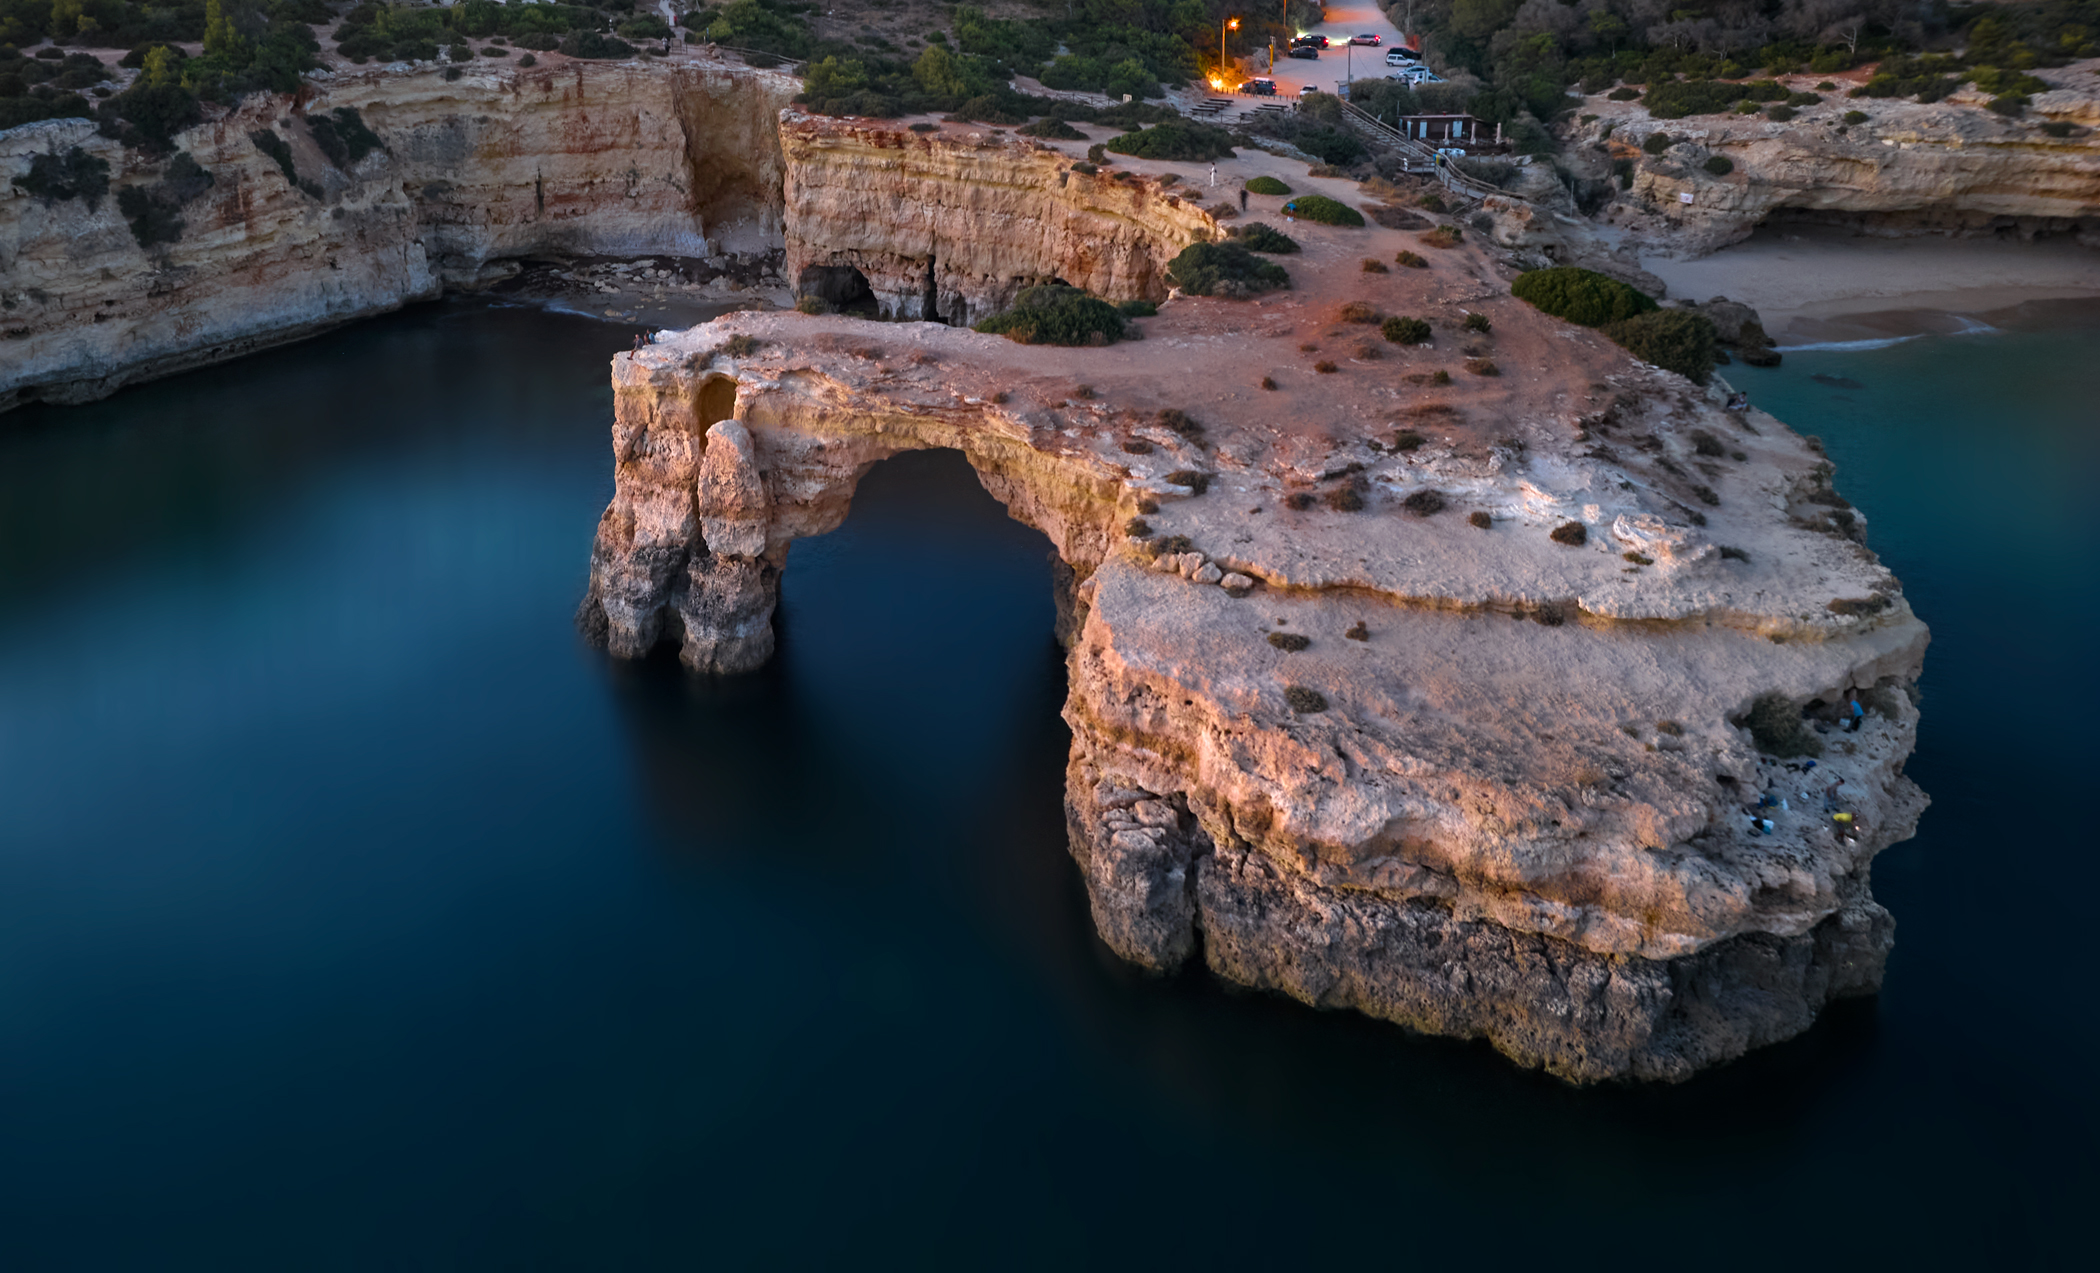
[1384,48,1418,67]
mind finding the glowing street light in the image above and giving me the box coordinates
[1222,16,1239,89]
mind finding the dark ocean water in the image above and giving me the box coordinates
[0,299,2090,1268]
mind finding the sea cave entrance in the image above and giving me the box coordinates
[797,264,880,318]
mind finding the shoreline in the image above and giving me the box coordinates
[1640,226,2100,344]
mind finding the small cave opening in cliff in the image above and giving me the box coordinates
[797,265,880,318]
[694,374,737,432]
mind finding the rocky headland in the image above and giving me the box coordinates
[577,115,1930,1080]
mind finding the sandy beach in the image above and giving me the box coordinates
[1642,226,2100,344]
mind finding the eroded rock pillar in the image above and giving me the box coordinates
[680,418,778,674]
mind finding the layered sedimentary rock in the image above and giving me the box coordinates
[579,265,1929,1080]
[0,58,797,409]
[779,110,1216,322]
[1564,58,2100,254]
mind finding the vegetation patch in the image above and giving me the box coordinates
[1644,78,1787,119]
[1243,175,1291,195]
[1703,155,1734,176]
[1165,241,1290,297]
[1512,266,1658,327]
[1382,316,1432,345]
[1550,521,1588,546]
[116,150,215,249]
[1104,121,1235,162]
[1162,469,1212,494]
[1602,309,1717,384]
[1281,195,1364,227]
[1742,691,1823,759]
[1266,631,1310,651]
[1402,490,1446,517]
[1018,116,1084,139]
[1468,510,1494,529]
[1418,226,1463,249]
[1231,222,1300,254]
[306,108,384,170]
[1461,312,1492,334]
[1394,250,1428,269]
[974,285,1128,346]
[1361,258,1390,274]
[1284,685,1328,713]
[10,146,110,211]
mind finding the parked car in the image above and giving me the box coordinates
[1286,46,1319,59]
[1395,66,1444,84]
[1299,84,1322,96]
[1349,33,1381,45]
[1384,48,1418,67]
[1239,78,1278,96]
[1292,34,1330,48]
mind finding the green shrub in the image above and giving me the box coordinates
[1166,241,1290,297]
[795,294,832,314]
[1232,222,1299,253]
[974,284,1128,345]
[1468,510,1493,529]
[305,108,384,170]
[1163,469,1212,494]
[2041,120,2075,137]
[1362,258,1389,273]
[1117,299,1158,317]
[1550,521,1587,546]
[98,82,200,152]
[1402,489,1445,517]
[1843,110,1869,125]
[719,334,760,357]
[562,32,636,60]
[10,146,109,211]
[1282,195,1364,226]
[1019,116,1084,139]
[1419,225,1462,249]
[1512,266,1658,327]
[1284,685,1327,713]
[1382,316,1431,345]
[249,129,301,184]
[1765,104,1796,122]
[1642,131,1673,154]
[1742,691,1823,758]
[1607,86,1640,101]
[1989,94,2029,116]
[1244,175,1291,195]
[1703,154,1734,176]
[1788,91,1821,106]
[1601,309,1717,384]
[1104,121,1235,162]
[518,53,537,67]
[1461,312,1491,333]
[1394,250,1427,268]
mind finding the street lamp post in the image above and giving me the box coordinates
[1222,16,1239,89]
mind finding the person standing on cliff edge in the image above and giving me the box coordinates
[1240,188,1249,211]
[1209,163,1218,188]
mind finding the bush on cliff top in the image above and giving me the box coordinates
[1281,195,1364,227]
[1166,241,1290,298]
[1103,121,1236,162]
[1230,222,1300,254]
[1244,175,1292,196]
[1512,266,1657,328]
[1742,692,1823,759]
[974,285,1128,346]
[1603,309,1717,384]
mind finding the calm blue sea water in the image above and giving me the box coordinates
[0,300,2091,1268]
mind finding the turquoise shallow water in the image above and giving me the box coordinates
[0,300,2092,1267]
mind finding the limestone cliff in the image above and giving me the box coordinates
[780,111,1218,323]
[0,59,797,410]
[579,250,1928,1081]
[1568,59,2100,255]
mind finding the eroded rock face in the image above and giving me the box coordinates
[1570,59,2100,254]
[0,60,798,410]
[779,111,1217,322]
[580,303,1930,1083]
